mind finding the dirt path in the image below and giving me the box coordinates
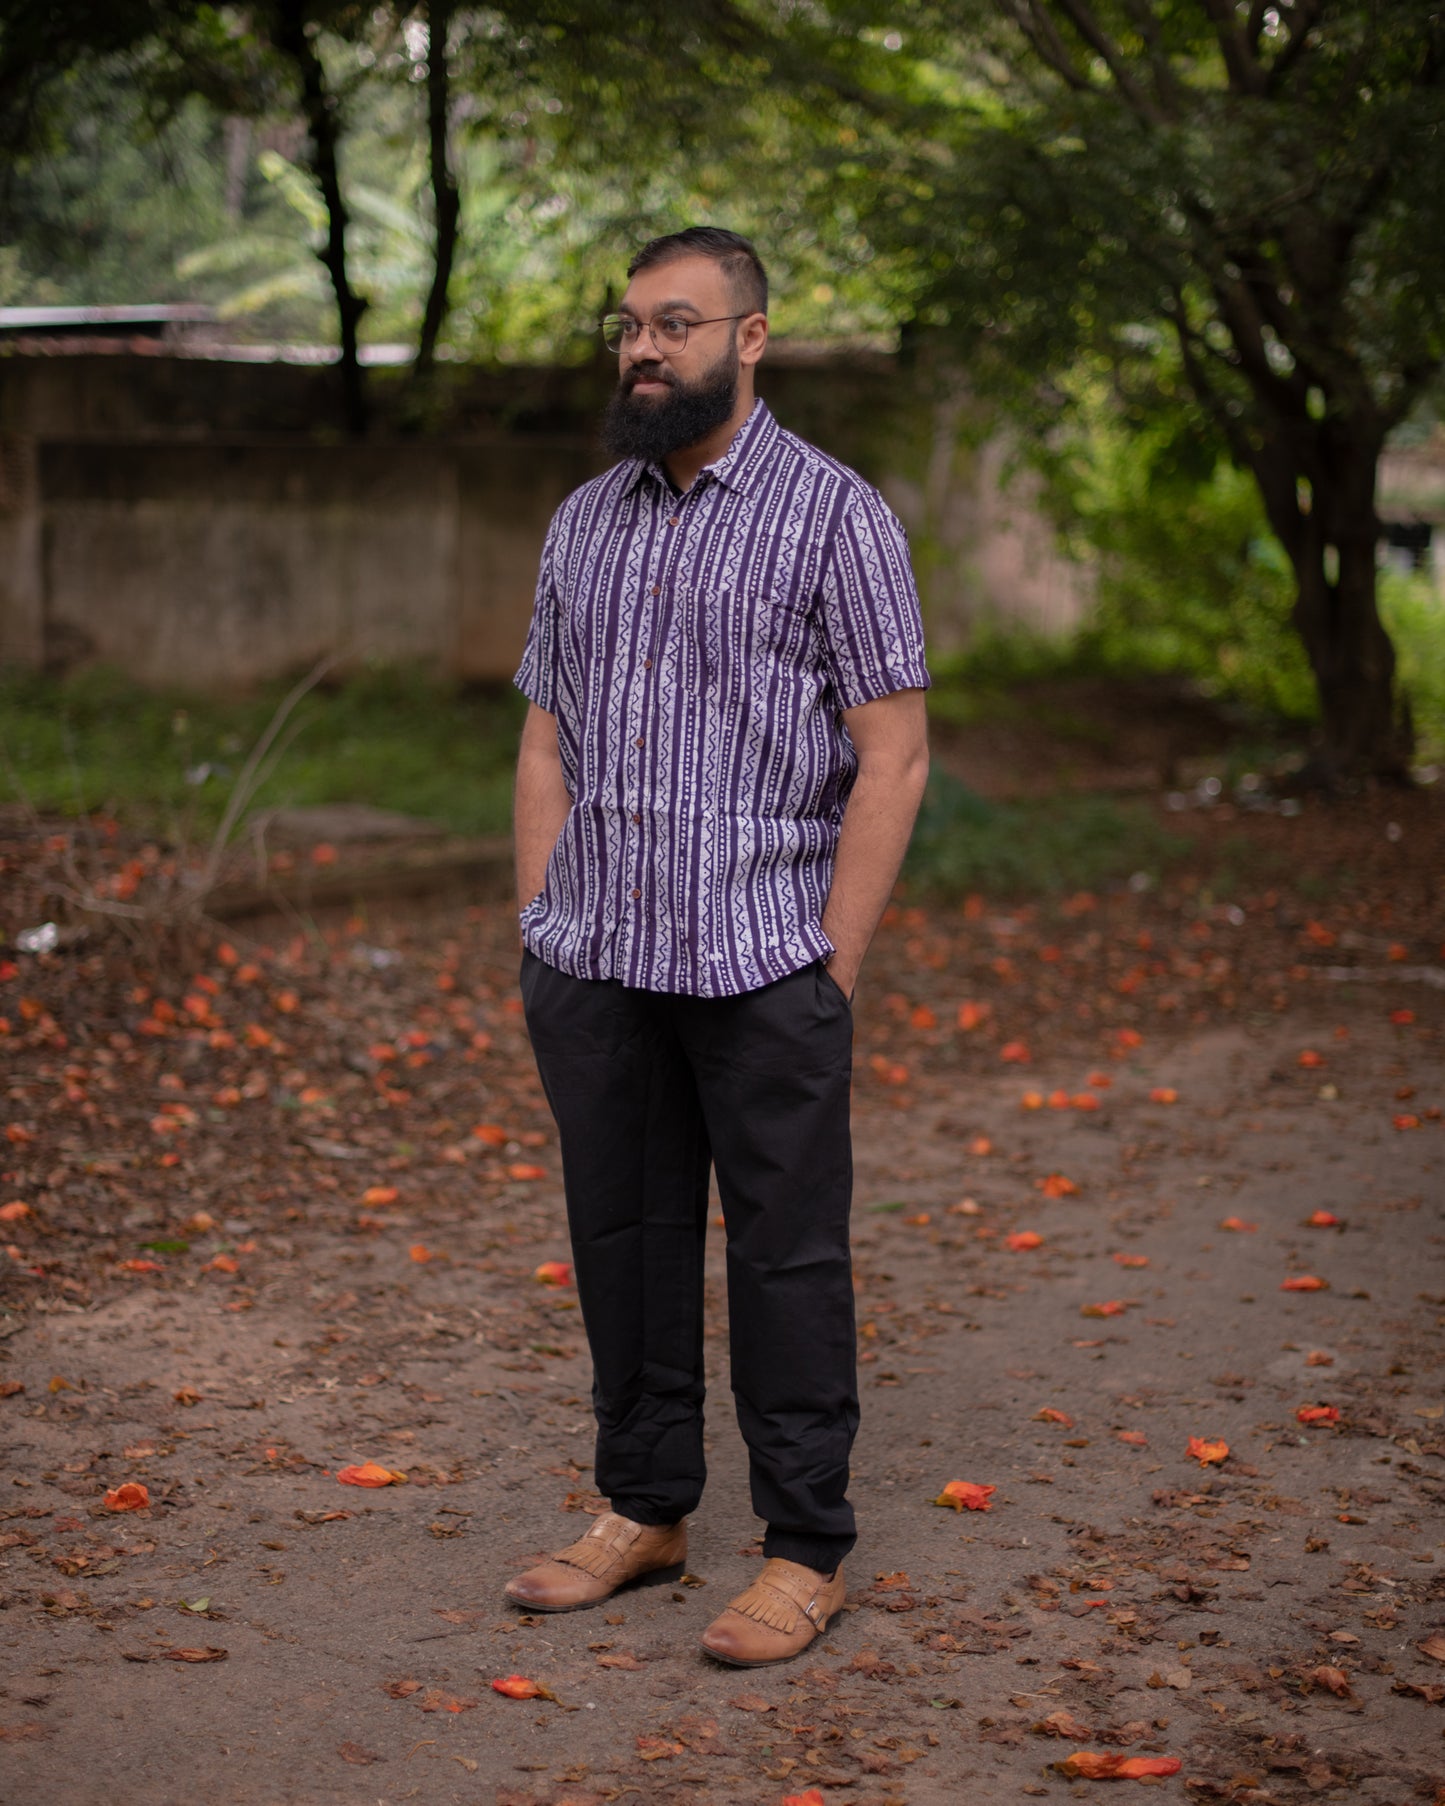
[1,798,1443,1805]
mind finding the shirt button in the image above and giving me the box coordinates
[668,517,680,527]
[631,888,642,900]
[649,585,661,596]
[644,658,653,670]
[631,812,641,824]
[634,736,645,748]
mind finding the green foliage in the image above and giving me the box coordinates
[903,768,1188,898]
[1380,569,1445,755]
[0,665,525,839]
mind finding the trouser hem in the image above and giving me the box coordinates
[762,1529,855,1572]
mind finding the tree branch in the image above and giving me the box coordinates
[1043,0,1168,122]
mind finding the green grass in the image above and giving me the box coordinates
[903,768,1190,897]
[0,664,526,839]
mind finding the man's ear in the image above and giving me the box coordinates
[739,313,769,368]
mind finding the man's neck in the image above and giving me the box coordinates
[663,390,757,494]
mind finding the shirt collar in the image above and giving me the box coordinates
[621,399,778,500]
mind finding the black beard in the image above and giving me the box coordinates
[601,346,740,464]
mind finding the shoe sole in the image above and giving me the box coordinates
[697,1604,840,1667]
[503,1560,687,1614]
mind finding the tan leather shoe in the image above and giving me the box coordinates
[698,1558,846,1666]
[504,1512,687,1613]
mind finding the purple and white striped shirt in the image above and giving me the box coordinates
[515,399,929,996]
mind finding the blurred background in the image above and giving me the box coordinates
[1,0,1442,912]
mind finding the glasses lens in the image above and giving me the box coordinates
[601,315,630,352]
[654,316,688,350]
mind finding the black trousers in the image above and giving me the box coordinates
[520,951,858,1573]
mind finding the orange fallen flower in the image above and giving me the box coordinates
[1081,1300,1127,1318]
[1393,1113,1421,1130]
[1296,1404,1340,1426]
[909,1004,937,1031]
[957,1001,989,1032]
[1186,1436,1229,1466]
[205,1253,239,1274]
[1037,1173,1078,1197]
[1071,1092,1100,1110]
[1116,1430,1148,1447]
[473,1122,510,1145]
[0,1200,30,1221]
[782,1791,828,1806]
[118,1257,164,1275]
[934,1480,996,1512]
[1305,1210,1340,1227]
[408,1244,436,1263]
[1112,1252,1149,1268]
[1149,1086,1178,1104]
[1020,1090,1044,1110]
[1297,1049,1325,1068]
[1047,1089,1071,1109]
[103,1482,150,1511]
[1034,1407,1073,1427]
[490,1674,555,1701]
[534,1260,572,1286]
[967,1135,993,1156]
[1281,1274,1329,1292]
[1390,1008,1415,1025]
[1220,1216,1258,1232]
[361,1185,398,1207]
[1055,1751,1183,1780]
[1000,1040,1031,1064]
[508,1162,548,1181]
[1005,1231,1044,1251]
[336,1462,407,1487]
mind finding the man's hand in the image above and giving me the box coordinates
[514,703,573,919]
[820,688,929,1000]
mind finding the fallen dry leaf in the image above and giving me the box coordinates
[934,1481,996,1512]
[1296,1404,1340,1426]
[336,1462,406,1488]
[1310,1664,1351,1696]
[1281,1274,1329,1292]
[729,1694,775,1713]
[1034,1407,1073,1427]
[1005,1231,1044,1251]
[635,1734,683,1760]
[1417,1634,1445,1664]
[1082,1300,1128,1318]
[1392,1679,1445,1703]
[384,1679,422,1699]
[1112,1251,1150,1267]
[336,1741,382,1765]
[0,1200,30,1221]
[1220,1216,1258,1233]
[102,1483,150,1512]
[361,1185,398,1207]
[1055,1750,1183,1780]
[162,1646,227,1662]
[596,1652,644,1671]
[1034,1708,1092,1738]
[1187,1436,1230,1466]
[1116,1430,1148,1447]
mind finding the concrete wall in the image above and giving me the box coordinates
[0,350,1090,690]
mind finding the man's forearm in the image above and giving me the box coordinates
[514,706,573,913]
[820,752,928,995]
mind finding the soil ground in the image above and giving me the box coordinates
[1,770,1443,1806]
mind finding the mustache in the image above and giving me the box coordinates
[621,362,674,393]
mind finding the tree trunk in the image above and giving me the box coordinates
[272,5,368,438]
[414,0,460,388]
[1249,422,1412,783]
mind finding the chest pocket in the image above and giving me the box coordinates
[691,587,811,690]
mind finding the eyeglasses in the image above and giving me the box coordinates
[600,311,751,355]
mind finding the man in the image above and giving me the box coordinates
[507,226,929,1668]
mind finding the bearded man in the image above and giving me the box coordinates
[506,226,929,1667]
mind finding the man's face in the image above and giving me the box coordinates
[601,253,748,464]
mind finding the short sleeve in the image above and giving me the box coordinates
[514,511,563,713]
[816,482,930,710]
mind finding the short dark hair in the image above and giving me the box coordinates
[627,226,768,318]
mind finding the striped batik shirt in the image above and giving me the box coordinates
[514,399,929,996]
